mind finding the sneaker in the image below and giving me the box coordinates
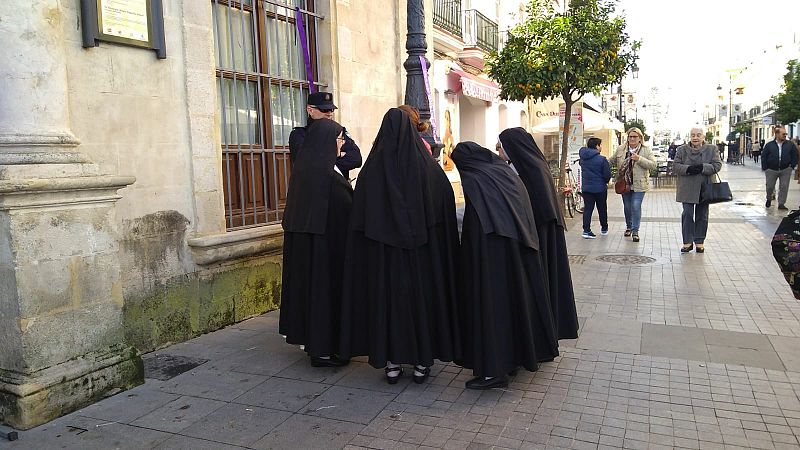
[600,228,609,235]
[582,231,597,239]
[779,204,789,210]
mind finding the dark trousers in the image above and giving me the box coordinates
[681,202,709,244]
[582,191,608,233]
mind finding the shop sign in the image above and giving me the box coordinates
[461,77,498,103]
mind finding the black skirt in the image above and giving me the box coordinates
[279,178,352,357]
[537,221,579,340]
[339,219,461,368]
[457,204,559,377]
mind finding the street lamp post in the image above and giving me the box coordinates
[403,0,442,156]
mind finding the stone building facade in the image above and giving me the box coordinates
[0,0,434,429]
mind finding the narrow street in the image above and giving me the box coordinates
[6,162,800,449]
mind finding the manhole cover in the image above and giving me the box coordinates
[568,254,587,264]
[595,255,657,265]
[143,353,208,381]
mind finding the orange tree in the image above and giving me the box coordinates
[775,59,800,125]
[487,0,639,189]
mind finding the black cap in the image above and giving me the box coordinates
[307,91,337,110]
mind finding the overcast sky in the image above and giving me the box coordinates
[614,0,800,135]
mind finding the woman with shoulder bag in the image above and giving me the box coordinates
[610,127,657,242]
[673,127,723,253]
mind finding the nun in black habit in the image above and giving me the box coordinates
[339,108,461,385]
[280,118,353,367]
[498,128,579,340]
[452,142,559,390]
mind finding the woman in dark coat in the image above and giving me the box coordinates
[452,142,558,390]
[498,128,579,340]
[339,108,461,384]
[673,127,722,253]
[280,118,352,367]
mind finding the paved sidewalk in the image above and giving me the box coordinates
[6,163,800,450]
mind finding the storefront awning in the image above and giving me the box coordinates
[531,110,625,134]
[447,69,500,103]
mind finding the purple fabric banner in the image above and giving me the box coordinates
[419,56,437,140]
[296,7,315,93]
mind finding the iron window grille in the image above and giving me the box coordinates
[212,0,321,230]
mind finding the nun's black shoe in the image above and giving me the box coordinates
[466,376,509,390]
[539,357,555,363]
[508,367,519,377]
[310,356,349,367]
[412,366,430,384]
[385,366,403,384]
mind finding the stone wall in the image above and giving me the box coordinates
[51,0,422,353]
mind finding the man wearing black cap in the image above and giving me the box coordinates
[289,91,362,180]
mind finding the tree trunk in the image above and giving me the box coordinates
[557,96,573,219]
[558,97,573,189]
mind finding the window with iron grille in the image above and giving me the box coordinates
[212,0,319,230]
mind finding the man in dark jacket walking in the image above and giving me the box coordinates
[579,138,612,238]
[762,125,798,210]
[289,92,362,180]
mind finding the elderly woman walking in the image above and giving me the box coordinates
[673,127,722,253]
[610,127,657,242]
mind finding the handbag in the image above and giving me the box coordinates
[699,173,733,204]
[614,179,630,194]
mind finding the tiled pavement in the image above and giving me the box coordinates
[7,162,800,449]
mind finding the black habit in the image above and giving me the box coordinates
[280,119,353,357]
[452,142,559,377]
[498,128,579,340]
[339,108,461,368]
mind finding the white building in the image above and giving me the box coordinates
[430,0,529,185]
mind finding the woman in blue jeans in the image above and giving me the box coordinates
[610,127,657,242]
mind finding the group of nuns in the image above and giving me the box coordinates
[280,107,578,390]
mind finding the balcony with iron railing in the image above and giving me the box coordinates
[463,9,498,53]
[433,0,462,38]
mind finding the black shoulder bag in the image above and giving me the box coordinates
[699,172,733,204]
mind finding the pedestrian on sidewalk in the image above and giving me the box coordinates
[610,127,657,243]
[761,125,798,210]
[498,128,579,341]
[673,127,722,253]
[752,139,762,163]
[280,119,352,367]
[451,141,558,390]
[338,108,461,386]
[716,141,726,160]
[578,137,611,239]
[289,91,362,180]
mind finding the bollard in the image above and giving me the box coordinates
[0,425,19,441]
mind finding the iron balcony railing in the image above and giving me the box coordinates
[433,0,462,38]
[463,9,498,53]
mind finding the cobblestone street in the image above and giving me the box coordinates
[7,162,800,450]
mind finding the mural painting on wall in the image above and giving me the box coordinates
[442,109,455,171]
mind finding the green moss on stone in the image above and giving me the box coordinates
[123,259,282,353]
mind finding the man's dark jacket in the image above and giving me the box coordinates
[761,140,798,171]
[289,118,362,179]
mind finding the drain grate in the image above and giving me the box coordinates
[568,254,587,264]
[595,254,656,265]
[143,353,208,381]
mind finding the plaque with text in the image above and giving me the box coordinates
[81,0,166,58]
[98,0,151,46]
